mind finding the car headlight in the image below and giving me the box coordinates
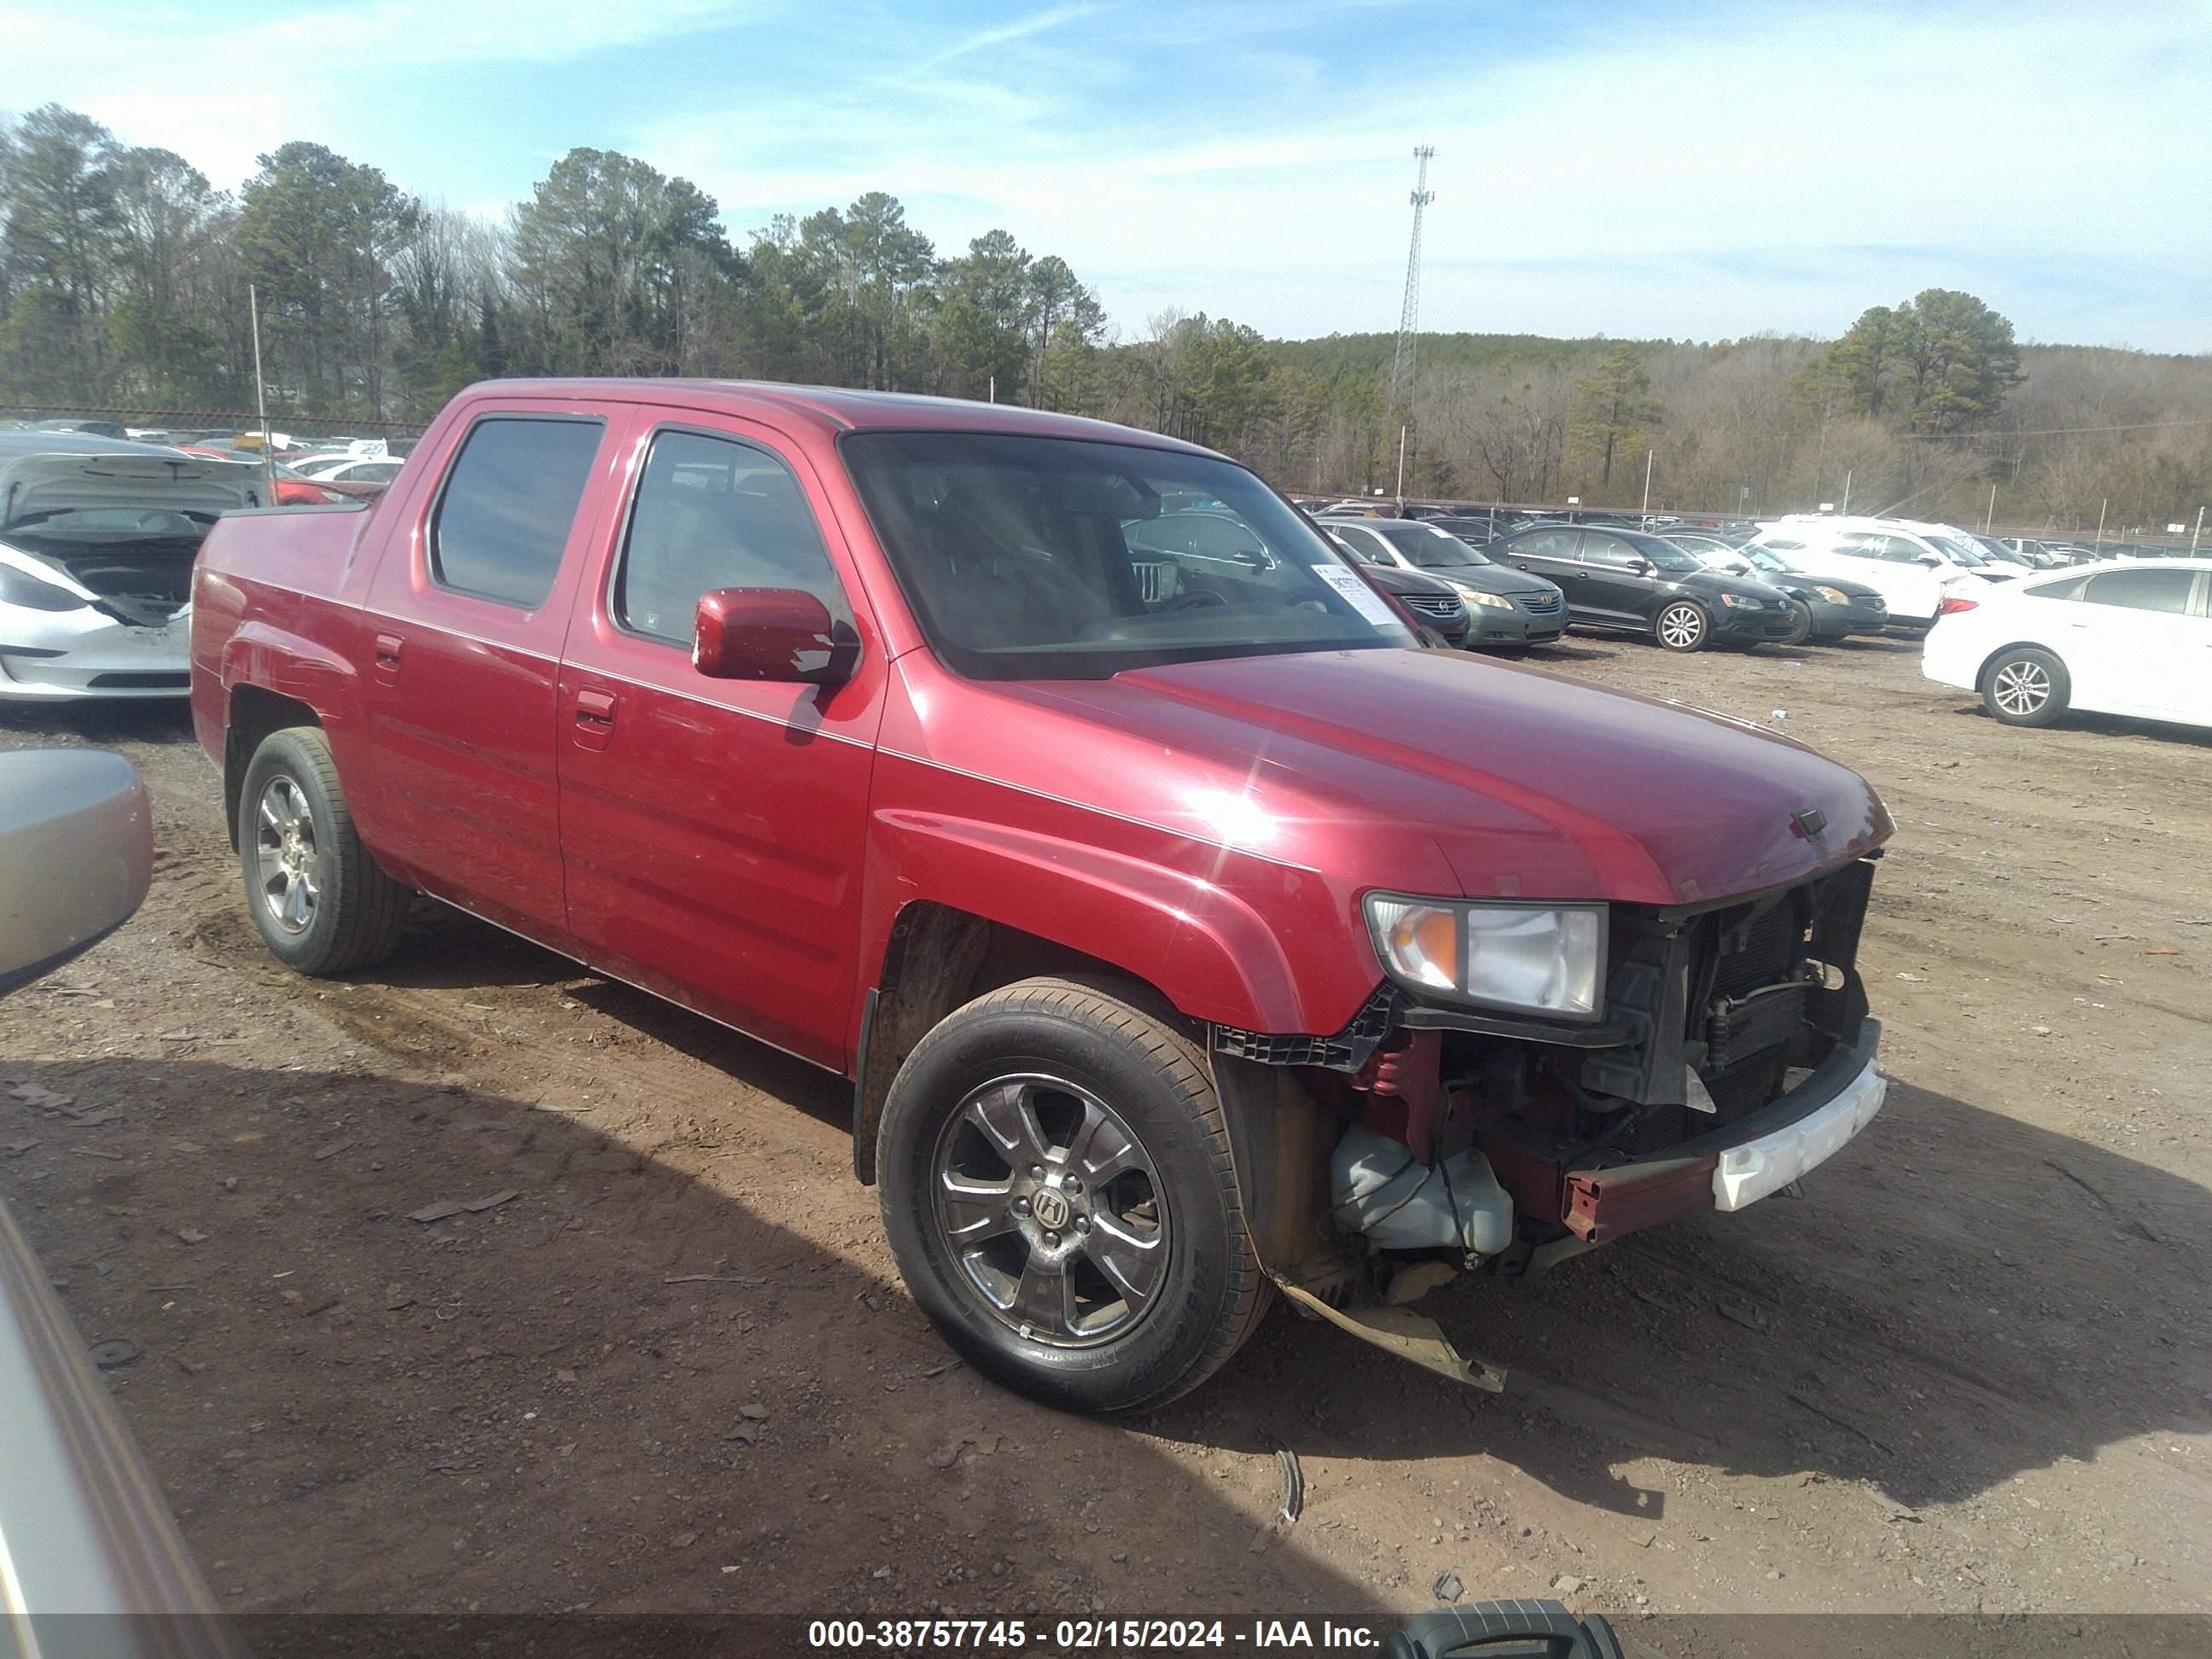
[1718,591,1764,609]
[1457,586,1513,610]
[1365,895,1606,1021]
[1811,585,1851,605]
[0,560,92,613]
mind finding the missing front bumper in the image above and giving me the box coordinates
[1563,1021,1884,1240]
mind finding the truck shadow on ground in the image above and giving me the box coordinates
[0,1054,1382,1618]
[1149,1074,2210,1523]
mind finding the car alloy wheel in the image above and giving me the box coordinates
[931,1072,1170,1347]
[1991,658,2052,717]
[253,776,322,934]
[1656,601,1708,652]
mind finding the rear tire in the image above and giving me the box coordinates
[238,726,411,974]
[1981,647,2069,727]
[876,976,1269,1413]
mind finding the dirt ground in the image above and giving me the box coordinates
[3,626,2208,1634]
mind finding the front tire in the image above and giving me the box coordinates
[1655,600,1711,653]
[876,977,1268,1413]
[1781,600,1814,646]
[1982,647,2069,727]
[238,726,411,973]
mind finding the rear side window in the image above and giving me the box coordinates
[1515,528,1580,557]
[431,416,605,608]
[613,429,845,645]
[2025,574,2091,602]
[2083,568,2194,614]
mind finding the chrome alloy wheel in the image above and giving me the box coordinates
[1991,658,2052,717]
[1657,602,1707,649]
[931,1073,1171,1348]
[253,776,322,934]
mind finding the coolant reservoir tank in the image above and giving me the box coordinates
[1330,1126,1516,1256]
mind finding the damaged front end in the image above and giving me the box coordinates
[1210,857,1886,1381]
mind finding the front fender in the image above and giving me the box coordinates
[870,808,1320,1033]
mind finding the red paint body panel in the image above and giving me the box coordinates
[192,378,1893,1086]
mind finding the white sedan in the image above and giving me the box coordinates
[1923,558,2212,730]
[0,436,259,701]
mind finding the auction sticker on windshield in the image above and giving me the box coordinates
[1310,564,1400,627]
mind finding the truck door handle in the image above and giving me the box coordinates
[574,689,618,726]
[372,632,404,683]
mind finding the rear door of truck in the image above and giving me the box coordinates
[360,401,616,942]
[551,405,886,1071]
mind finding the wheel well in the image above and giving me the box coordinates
[1976,641,2059,690]
[849,901,1185,1184]
[222,685,320,849]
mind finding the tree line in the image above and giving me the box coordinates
[3,102,2205,535]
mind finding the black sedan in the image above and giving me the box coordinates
[1488,524,1801,651]
[1658,533,1889,641]
[1321,517,1568,647]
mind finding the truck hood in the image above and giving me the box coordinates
[0,448,259,531]
[1025,648,1891,907]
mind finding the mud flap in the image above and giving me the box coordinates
[1211,1052,1510,1395]
[1272,1274,1507,1394]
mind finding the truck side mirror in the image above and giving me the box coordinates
[693,588,858,689]
[0,749,152,999]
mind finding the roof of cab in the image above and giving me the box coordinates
[451,379,1224,456]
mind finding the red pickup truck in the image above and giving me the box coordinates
[191,381,1891,1412]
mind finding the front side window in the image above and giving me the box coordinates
[841,432,1411,679]
[430,416,605,608]
[1579,533,1639,569]
[2083,568,2194,614]
[614,429,845,644]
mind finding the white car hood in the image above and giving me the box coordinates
[0,449,259,531]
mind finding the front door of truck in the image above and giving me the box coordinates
[554,413,884,1070]
[361,405,614,942]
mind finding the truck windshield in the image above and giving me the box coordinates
[841,431,1414,679]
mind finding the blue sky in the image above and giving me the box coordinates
[6,1,2209,351]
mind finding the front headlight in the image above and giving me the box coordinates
[1811,585,1851,605]
[1365,895,1606,1021]
[1718,591,1763,608]
[0,560,92,613]
[1458,586,1513,610]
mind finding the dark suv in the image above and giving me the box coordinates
[1493,525,1802,652]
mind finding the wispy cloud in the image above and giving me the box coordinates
[917,2,1096,71]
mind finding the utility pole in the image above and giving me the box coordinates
[1394,424,1409,507]
[1642,448,1655,516]
[1986,483,1997,533]
[1386,146,1435,418]
[1841,469,1853,516]
[2095,498,2107,554]
[2192,505,2203,553]
[249,283,276,508]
